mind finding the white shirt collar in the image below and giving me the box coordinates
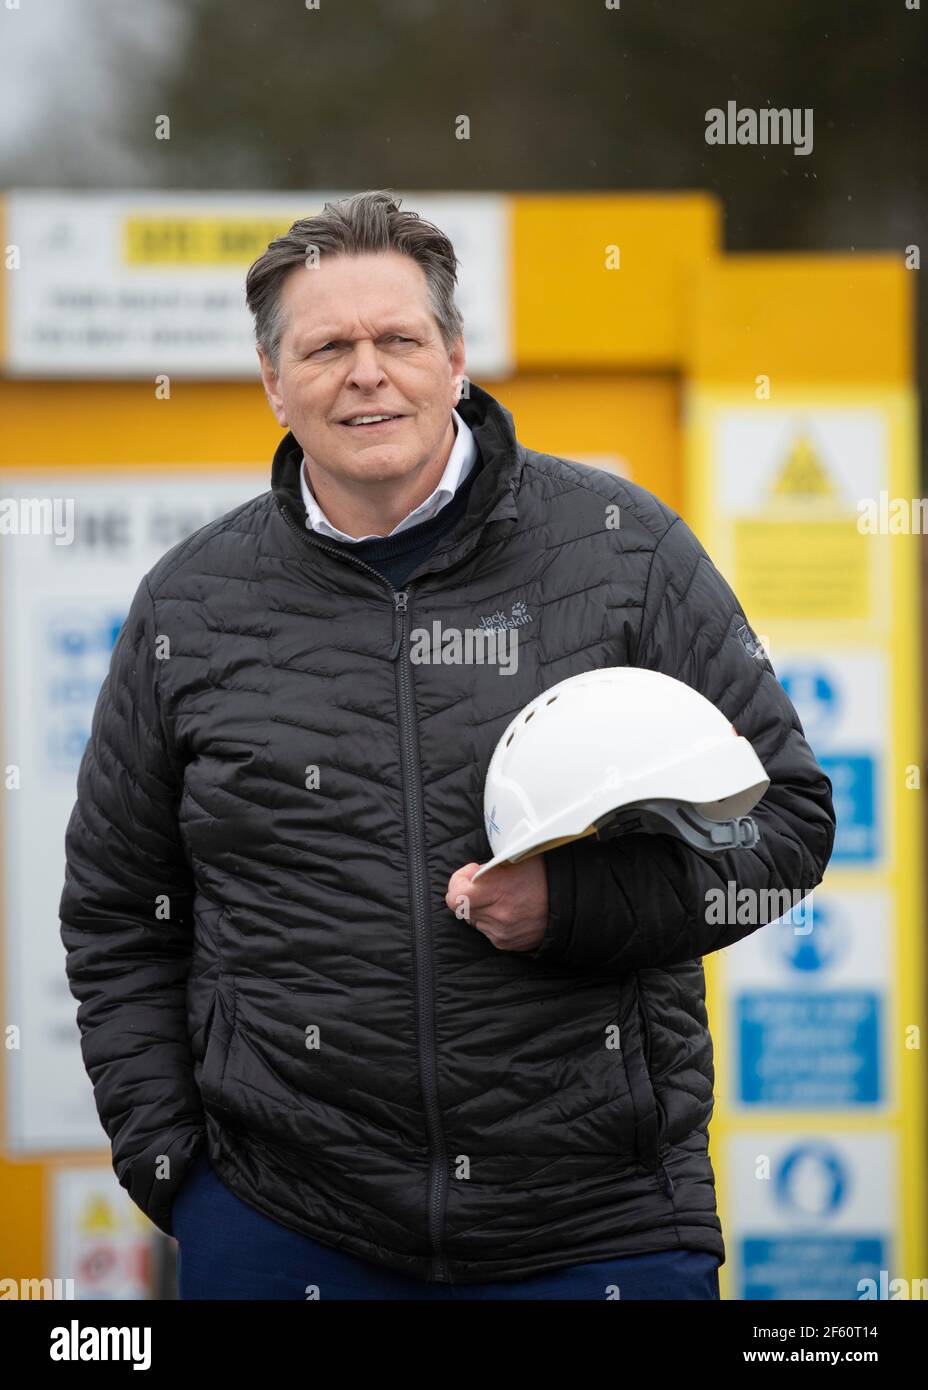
[299,408,478,543]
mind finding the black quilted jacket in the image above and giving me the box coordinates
[58,382,835,1284]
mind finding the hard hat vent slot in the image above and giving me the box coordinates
[505,693,559,749]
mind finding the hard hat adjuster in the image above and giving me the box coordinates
[593,799,761,854]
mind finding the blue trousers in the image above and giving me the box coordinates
[173,1150,720,1300]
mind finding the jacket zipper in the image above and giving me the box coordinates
[636,985,674,1201]
[277,500,452,1280]
[393,589,452,1281]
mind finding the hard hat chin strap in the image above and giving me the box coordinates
[593,799,761,853]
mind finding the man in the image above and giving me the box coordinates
[59,189,835,1300]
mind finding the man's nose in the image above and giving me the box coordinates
[344,340,387,388]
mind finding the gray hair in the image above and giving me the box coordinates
[245,189,465,373]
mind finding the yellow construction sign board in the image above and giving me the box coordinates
[687,381,924,1300]
[689,394,899,636]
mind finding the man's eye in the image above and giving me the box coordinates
[310,336,412,355]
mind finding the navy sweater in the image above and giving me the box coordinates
[306,450,484,589]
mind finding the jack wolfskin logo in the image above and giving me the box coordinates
[477,601,533,632]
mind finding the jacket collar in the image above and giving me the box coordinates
[270,382,524,579]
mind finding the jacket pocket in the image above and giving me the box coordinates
[199,973,237,1111]
[634,982,676,1199]
[635,983,667,1150]
[618,977,661,1172]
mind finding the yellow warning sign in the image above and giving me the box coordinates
[769,432,837,499]
[79,1193,117,1234]
[726,418,877,622]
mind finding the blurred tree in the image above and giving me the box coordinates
[1,0,925,472]
[131,0,924,255]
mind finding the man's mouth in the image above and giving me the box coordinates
[340,414,406,430]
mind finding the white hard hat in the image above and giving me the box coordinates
[471,667,770,881]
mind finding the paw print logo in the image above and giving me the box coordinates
[511,601,529,623]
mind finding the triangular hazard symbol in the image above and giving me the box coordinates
[79,1194,117,1233]
[770,433,835,497]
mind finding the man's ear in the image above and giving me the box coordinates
[450,334,467,404]
[257,346,288,428]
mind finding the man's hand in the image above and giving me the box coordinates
[445,857,548,952]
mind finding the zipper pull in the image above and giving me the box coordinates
[389,590,409,661]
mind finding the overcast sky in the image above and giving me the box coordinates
[0,0,186,184]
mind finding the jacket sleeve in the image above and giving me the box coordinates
[531,513,836,972]
[58,574,206,1237]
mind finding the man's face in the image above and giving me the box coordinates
[258,250,466,488]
